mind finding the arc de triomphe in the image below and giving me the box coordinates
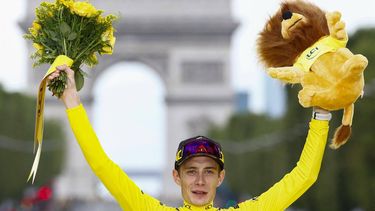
[23,0,237,206]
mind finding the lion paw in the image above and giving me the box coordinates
[343,54,368,76]
[326,11,347,40]
[267,67,302,84]
[298,88,315,108]
[267,67,279,79]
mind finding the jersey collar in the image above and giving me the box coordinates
[182,201,214,210]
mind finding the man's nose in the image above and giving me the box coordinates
[195,173,206,185]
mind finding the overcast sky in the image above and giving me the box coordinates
[1,0,375,109]
[1,0,375,198]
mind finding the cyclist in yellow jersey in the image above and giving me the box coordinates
[48,65,331,211]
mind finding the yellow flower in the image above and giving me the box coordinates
[101,27,113,42]
[57,0,73,9]
[101,27,116,55]
[71,2,99,18]
[41,2,56,9]
[33,43,44,55]
[97,15,105,23]
[29,21,41,37]
[101,36,116,55]
[88,53,98,67]
[98,14,117,23]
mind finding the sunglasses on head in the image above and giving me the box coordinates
[175,136,224,170]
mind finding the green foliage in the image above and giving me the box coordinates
[208,113,288,197]
[209,28,375,210]
[333,27,375,210]
[0,85,65,202]
[209,113,283,141]
[24,0,117,97]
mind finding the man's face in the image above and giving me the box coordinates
[173,156,225,206]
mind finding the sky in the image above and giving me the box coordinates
[1,0,375,198]
[0,0,27,91]
[1,0,375,108]
[92,62,167,197]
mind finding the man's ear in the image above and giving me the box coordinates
[172,169,181,186]
[217,169,226,187]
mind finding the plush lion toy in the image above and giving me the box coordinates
[256,0,368,149]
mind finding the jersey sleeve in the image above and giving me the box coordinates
[66,104,174,211]
[234,119,329,211]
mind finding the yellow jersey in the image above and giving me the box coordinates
[66,104,329,211]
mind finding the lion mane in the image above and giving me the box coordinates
[257,0,329,68]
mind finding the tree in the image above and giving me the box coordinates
[208,112,288,203]
[330,27,375,210]
[0,85,65,202]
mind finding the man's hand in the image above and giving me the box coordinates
[47,65,81,109]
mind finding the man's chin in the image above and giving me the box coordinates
[189,195,210,206]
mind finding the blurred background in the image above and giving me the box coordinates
[0,0,374,210]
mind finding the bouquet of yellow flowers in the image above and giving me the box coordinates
[24,0,117,183]
[25,0,117,95]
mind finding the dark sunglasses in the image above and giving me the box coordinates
[175,136,224,169]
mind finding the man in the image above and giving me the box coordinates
[49,65,331,210]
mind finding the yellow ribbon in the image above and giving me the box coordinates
[28,55,73,183]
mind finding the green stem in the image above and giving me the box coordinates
[63,38,67,55]
[40,41,54,52]
[72,16,84,58]
[58,7,66,55]
[74,39,100,61]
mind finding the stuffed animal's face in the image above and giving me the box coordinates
[280,10,307,40]
[257,0,330,68]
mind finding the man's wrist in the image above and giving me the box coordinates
[313,107,330,114]
[62,91,81,109]
[312,110,332,121]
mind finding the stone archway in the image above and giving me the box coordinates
[92,61,167,198]
[22,0,237,205]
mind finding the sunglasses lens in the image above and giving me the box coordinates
[183,141,221,159]
[175,136,224,170]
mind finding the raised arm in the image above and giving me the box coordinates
[48,66,173,211]
[235,108,330,211]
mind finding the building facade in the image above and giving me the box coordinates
[22,0,237,207]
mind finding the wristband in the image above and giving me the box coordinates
[312,111,332,121]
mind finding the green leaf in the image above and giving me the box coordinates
[74,70,84,91]
[60,21,71,35]
[67,32,77,41]
[48,30,57,38]
[45,30,59,41]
